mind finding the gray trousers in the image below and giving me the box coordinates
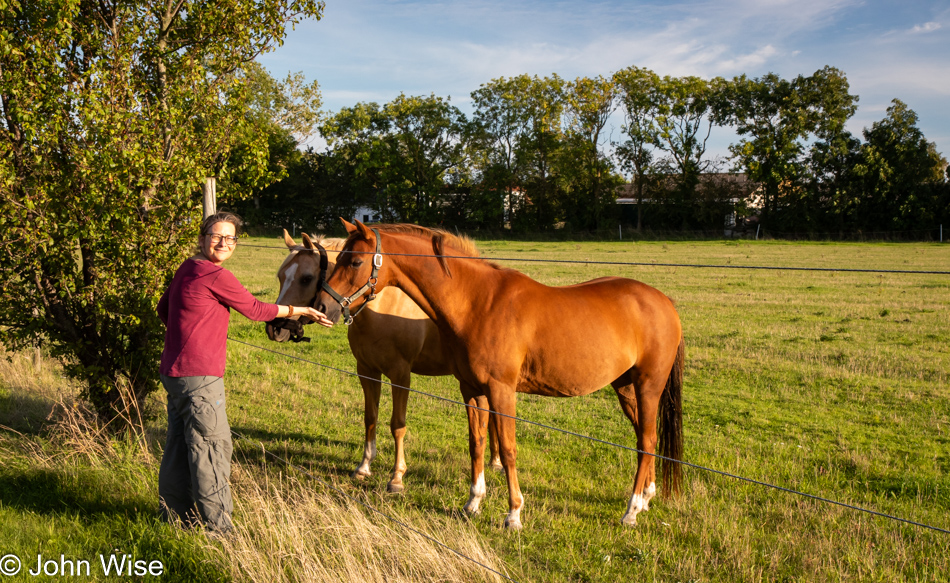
[158,375,233,533]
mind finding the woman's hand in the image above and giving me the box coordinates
[299,307,334,328]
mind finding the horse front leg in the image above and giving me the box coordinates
[387,368,411,493]
[488,385,524,530]
[353,364,382,480]
[461,383,489,515]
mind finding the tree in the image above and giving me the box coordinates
[0,0,324,419]
[652,75,719,227]
[803,129,862,232]
[221,61,323,205]
[614,66,661,231]
[510,75,567,231]
[852,99,948,230]
[320,94,469,225]
[715,67,858,226]
[469,75,537,229]
[561,75,622,231]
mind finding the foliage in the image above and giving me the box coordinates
[614,66,661,231]
[560,75,624,231]
[0,0,324,419]
[714,67,859,225]
[850,99,949,230]
[469,74,570,231]
[220,61,324,203]
[287,65,946,236]
[320,94,470,225]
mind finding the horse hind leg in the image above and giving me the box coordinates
[612,372,661,527]
[387,368,411,493]
[484,395,503,472]
[353,364,382,480]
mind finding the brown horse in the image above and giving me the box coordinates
[266,230,500,493]
[318,220,684,529]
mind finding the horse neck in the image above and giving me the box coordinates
[384,234,491,328]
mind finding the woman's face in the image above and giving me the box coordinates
[199,221,237,265]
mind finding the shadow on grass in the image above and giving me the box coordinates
[230,424,359,479]
[0,465,148,518]
[0,391,59,435]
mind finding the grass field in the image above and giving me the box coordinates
[2,237,949,582]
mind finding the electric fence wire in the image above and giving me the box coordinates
[238,242,950,276]
[228,427,518,582]
[229,336,950,536]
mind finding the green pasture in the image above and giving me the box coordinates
[2,237,949,582]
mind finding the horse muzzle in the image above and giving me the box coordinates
[316,294,343,326]
[265,317,311,343]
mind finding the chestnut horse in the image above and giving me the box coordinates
[265,230,500,493]
[318,220,684,529]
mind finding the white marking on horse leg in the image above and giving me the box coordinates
[353,439,376,479]
[504,502,523,530]
[621,492,646,527]
[463,472,486,515]
[276,263,297,304]
[642,482,657,512]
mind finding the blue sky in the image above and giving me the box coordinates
[259,0,950,163]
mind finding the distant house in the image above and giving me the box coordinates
[615,173,763,234]
[353,206,382,224]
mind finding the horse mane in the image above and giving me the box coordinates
[372,224,481,258]
[349,223,501,277]
[310,235,348,251]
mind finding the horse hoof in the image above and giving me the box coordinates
[489,460,504,473]
[503,517,523,530]
[387,482,405,494]
[463,502,480,516]
[351,469,371,480]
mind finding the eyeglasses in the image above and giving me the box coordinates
[206,234,239,246]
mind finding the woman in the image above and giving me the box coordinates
[156,212,332,533]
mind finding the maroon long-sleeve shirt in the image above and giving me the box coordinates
[158,258,279,377]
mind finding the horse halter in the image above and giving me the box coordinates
[321,228,382,326]
[266,243,329,343]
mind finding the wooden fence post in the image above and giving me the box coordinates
[202,177,217,219]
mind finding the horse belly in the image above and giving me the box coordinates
[518,343,634,397]
[514,297,645,396]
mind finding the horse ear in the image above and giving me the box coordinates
[301,232,316,250]
[355,220,374,241]
[341,218,357,233]
[283,229,296,249]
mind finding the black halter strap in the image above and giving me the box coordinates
[321,228,382,326]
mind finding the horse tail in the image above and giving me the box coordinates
[658,336,684,498]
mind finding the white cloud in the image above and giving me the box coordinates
[716,45,780,73]
[910,22,941,33]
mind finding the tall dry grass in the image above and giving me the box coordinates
[209,467,511,583]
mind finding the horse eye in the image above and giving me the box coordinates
[300,275,314,285]
[351,259,364,268]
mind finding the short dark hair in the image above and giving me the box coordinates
[200,212,243,236]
